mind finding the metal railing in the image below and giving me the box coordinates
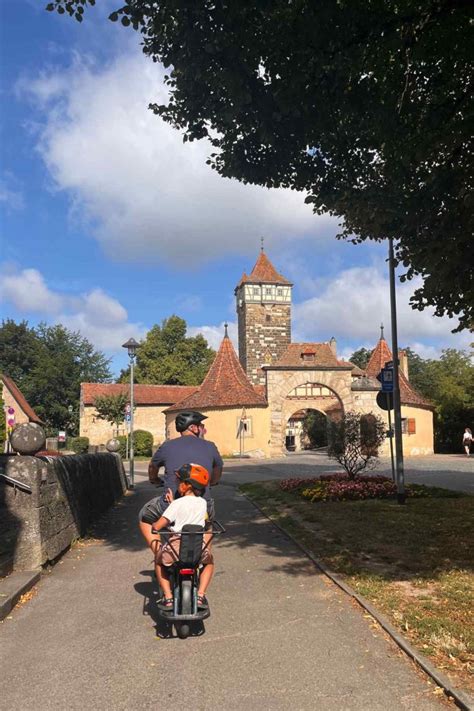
[0,473,32,494]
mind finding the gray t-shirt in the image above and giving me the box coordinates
[151,435,223,506]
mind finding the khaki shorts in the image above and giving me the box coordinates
[156,533,214,567]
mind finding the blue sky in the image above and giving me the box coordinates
[0,0,470,377]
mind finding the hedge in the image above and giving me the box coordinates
[70,436,89,454]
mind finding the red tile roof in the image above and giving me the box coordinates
[166,335,267,411]
[338,360,365,376]
[81,383,198,406]
[365,338,433,409]
[1,374,43,423]
[237,250,292,287]
[271,343,343,368]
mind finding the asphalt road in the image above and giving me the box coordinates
[0,460,457,710]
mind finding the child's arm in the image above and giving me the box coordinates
[151,515,171,542]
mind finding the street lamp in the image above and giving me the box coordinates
[122,337,139,489]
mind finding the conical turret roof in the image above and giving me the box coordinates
[166,332,267,410]
[366,335,433,409]
[237,250,292,287]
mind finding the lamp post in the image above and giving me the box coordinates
[67,404,73,447]
[122,337,139,489]
[388,237,405,504]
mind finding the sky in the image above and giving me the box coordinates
[0,0,471,377]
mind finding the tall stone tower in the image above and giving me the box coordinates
[235,249,292,385]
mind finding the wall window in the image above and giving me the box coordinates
[277,288,283,296]
[265,314,271,322]
[253,287,259,295]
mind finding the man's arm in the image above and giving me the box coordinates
[148,442,166,483]
[210,445,224,485]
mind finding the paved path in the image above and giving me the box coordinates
[0,475,449,710]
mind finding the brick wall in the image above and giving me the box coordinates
[238,302,291,384]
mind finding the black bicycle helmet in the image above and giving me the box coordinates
[175,411,208,433]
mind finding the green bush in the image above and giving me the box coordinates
[118,435,127,458]
[116,430,154,458]
[70,436,89,454]
[134,429,153,456]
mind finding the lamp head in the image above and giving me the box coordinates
[122,337,139,358]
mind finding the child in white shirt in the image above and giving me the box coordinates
[151,463,214,610]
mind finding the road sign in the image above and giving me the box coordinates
[58,431,66,442]
[125,413,131,423]
[381,367,394,392]
[376,391,393,411]
[7,407,15,428]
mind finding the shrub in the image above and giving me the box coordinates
[70,436,89,454]
[328,411,386,479]
[134,429,153,456]
[116,430,153,458]
[118,435,127,458]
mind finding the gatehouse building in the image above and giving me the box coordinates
[80,249,434,457]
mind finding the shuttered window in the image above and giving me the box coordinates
[407,418,416,435]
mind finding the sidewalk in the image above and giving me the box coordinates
[0,478,447,710]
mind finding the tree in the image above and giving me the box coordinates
[426,349,474,453]
[0,320,112,434]
[119,316,215,385]
[48,1,473,330]
[93,393,129,435]
[302,409,328,449]
[328,411,386,478]
[349,348,372,370]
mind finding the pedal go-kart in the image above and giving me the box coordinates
[151,522,225,639]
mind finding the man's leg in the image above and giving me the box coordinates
[139,520,161,550]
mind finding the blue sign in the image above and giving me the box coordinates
[124,413,131,423]
[381,367,394,392]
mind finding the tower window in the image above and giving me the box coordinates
[265,287,272,295]
[265,314,271,322]
[277,288,283,296]
[253,287,259,295]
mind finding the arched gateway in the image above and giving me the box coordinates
[264,351,355,457]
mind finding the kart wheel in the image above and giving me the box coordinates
[181,579,192,615]
[176,623,190,639]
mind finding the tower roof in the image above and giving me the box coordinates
[166,332,267,411]
[237,250,292,287]
[366,336,433,409]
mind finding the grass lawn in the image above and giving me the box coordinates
[240,480,474,694]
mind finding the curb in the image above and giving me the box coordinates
[0,570,41,621]
[241,492,474,711]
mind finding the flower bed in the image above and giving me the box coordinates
[279,474,441,502]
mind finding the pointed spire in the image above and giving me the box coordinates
[260,236,265,252]
[380,323,385,340]
[166,335,267,409]
[224,322,229,338]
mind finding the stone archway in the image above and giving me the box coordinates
[266,369,353,456]
[285,407,330,452]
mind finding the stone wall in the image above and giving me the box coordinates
[0,453,126,573]
[80,404,167,446]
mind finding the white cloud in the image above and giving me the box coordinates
[0,267,61,313]
[19,52,335,266]
[0,175,24,211]
[0,265,144,352]
[188,321,238,351]
[293,264,472,356]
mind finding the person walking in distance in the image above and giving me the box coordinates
[138,411,223,551]
[462,427,472,457]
